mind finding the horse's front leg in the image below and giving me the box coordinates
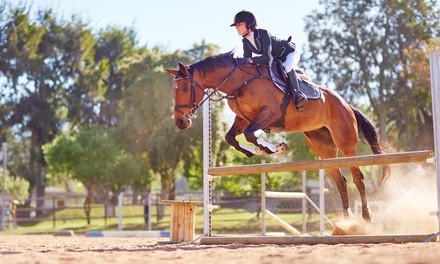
[243,107,289,155]
[225,116,259,157]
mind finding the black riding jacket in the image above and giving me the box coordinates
[242,28,296,65]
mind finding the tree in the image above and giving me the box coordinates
[94,26,138,127]
[44,126,147,224]
[0,172,30,202]
[118,42,230,218]
[387,39,440,150]
[0,4,104,213]
[303,0,440,149]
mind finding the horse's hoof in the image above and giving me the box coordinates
[255,147,265,155]
[332,219,366,236]
[276,142,290,153]
[362,206,372,222]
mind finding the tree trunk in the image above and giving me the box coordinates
[30,129,46,217]
[35,163,45,216]
[84,185,92,225]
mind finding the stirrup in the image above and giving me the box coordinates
[294,91,307,112]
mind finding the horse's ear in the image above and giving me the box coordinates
[164,68,178,76]
[178,63,189,76]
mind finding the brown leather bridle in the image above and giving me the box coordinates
[173,65,241,118]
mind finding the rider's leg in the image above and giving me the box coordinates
[284,52,307,112]
[287,70,307,112]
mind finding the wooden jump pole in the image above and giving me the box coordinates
[264,209,301,235]
[261,168,317,235]
[208,150,433,176]
[200,234,436,245]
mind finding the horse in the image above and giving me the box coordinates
[164,52,390,222]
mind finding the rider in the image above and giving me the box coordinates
[231,10,307,112]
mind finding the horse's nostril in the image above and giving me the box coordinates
[175,119,182,127]
[175,118,188,129]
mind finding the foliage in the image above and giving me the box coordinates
[43,126,148,199]
[94,25,138,127]
[388,39,440,150]
[0,3,102,209]
[0,172,30,201]
[303,0,440,150]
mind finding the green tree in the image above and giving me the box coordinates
[119,42,230,218]
[0,172,30,202]
[303,0,440,149]
[44,126,147,224]
[0,4,102,213]
[388,39,439,150]
[94,26,138,127]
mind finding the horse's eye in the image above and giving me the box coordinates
[182,85,189,92]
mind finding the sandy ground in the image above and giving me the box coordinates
[0,235,439,264]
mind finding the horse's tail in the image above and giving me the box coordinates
[350,105,391,185]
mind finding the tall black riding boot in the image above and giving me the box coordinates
[287,70,307,112]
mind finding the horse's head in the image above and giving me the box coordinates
[164,63,205,129]
[165,52,237,129]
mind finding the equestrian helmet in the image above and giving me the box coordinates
[230,10,256,27]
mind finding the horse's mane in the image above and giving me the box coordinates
[189,51,236,76]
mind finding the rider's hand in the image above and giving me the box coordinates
[236,58,249,65]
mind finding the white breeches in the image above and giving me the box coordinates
[283,51,300,72]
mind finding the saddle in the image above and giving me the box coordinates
[269,60,321,100]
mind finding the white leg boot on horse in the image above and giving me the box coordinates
[287,70,307,112]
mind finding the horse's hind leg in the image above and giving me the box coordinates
[304,129,352,218]
[348,167,371,221]
[331,126,372,222]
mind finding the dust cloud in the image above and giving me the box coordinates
[373,164,438,234]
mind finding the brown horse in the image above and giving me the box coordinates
[165,52,390,222]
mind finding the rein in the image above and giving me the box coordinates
[174,63,271,118]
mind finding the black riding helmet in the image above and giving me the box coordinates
[230,10,256,28]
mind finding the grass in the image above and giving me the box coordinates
[0,205,337,235]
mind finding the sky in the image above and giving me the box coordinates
[23,0,320,55]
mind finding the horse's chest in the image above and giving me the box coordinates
[227,100,257,120]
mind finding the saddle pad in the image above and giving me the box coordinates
[270,68,321,100]
[298,79,321,100]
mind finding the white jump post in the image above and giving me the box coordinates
[261,160,267,235]
[260,167,307,236]
[319,168,325,236]
[202,90,213,237]
[429,51,440,239]
[261,169,334,235]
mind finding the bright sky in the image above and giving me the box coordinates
[25,0,320,55]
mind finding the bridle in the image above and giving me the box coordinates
[173,65,240,118]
